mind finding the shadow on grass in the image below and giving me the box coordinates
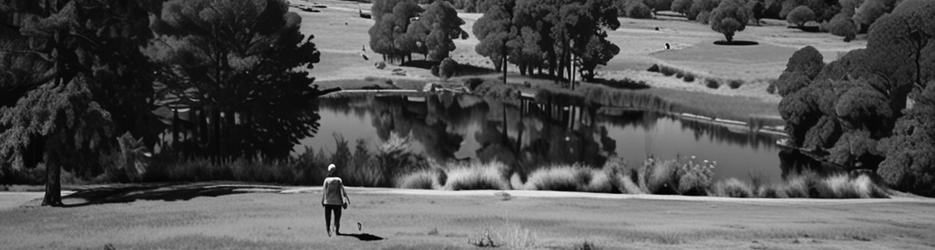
[60,183,272,207]
[337,232,385,241]
[400,60,498,77]
[713,40,759,46]
[590,78,651,90]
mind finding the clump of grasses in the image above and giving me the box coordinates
[576,240,599,250]
[522,165,616,193]
[712,178,754,197]
[649,64,699,83]
[499,225,537,249]
[723,172,889,199]
[396,169,441,189]
[445,162,511,190]
[468,229,500,248]
[815,174,888,198]
[634,156,716,195]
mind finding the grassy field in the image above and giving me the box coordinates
[2,186,934,249]
[295,0,869,121]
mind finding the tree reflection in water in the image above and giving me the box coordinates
[314,94,813,183]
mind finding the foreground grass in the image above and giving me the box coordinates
[1,187,933,249]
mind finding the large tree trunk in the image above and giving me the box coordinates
[41,160,62,207]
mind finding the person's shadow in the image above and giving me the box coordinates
[336,232,384,241]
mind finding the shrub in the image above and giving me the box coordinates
[439,58,458,79]
[445,162,511,190]
[712,178,754,197]
[640,158,679,194]
[683,74,695,82]
[659,65,677,76]
[786,6,816,28]
[705,78,720,89]
[676,160,715,196]
[647,64,660,72]
[397,169,440,189]
[728,79,743,89]
[464,77,485,91]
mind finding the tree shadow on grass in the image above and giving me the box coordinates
[713,40,759,46]
[60,183,278,207]
[336,232,385,241]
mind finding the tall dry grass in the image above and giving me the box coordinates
[444,161,511,190]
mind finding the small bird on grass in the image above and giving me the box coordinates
[357,222,362,231]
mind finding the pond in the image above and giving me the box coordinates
[295,93,806,184]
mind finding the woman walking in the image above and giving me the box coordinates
[321,164,350,237]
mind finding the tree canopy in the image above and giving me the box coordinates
[710,0,750,42]
[473,0,620,84]
[146,0,322,160]
[777,0,935,196]
[369,0,466,64]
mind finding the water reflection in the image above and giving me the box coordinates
[303,94,797,182]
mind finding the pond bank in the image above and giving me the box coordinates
[316,76,783,127]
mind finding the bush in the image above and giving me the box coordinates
[683,74,695,82]
[464,78,485,91]
[439,57,458,79]
[786,6,816,28]
[647,64,660,72]
[712,178,754,197]
[728,79,743,89]
[445,162,511,190]
[705,78,720,89]
[659,65,677,76]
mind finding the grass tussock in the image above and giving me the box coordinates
[649,64,700,83]
[636,156,716,195]
[396,169,441,190]
[445,162,511,190]
[732,173,889,199]
[712,178,755,197]
[522,165,615,193]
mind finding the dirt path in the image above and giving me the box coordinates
[2,185,933,249]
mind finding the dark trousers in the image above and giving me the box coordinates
[324,205,343,233]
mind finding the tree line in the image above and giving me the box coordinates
[0,0,323,206]
[369,0,621,85]
[772,0,934,196]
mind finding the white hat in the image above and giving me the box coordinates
[328,164,336,172]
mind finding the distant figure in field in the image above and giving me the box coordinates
[360,45,369,61]
[665,43,670,50]
[322,164,350,237]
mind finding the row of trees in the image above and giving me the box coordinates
[368,0,468,64]
[472,0,621,83]
[0,0,323,205]
[671,0,905,42]
[773,0,934,196]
